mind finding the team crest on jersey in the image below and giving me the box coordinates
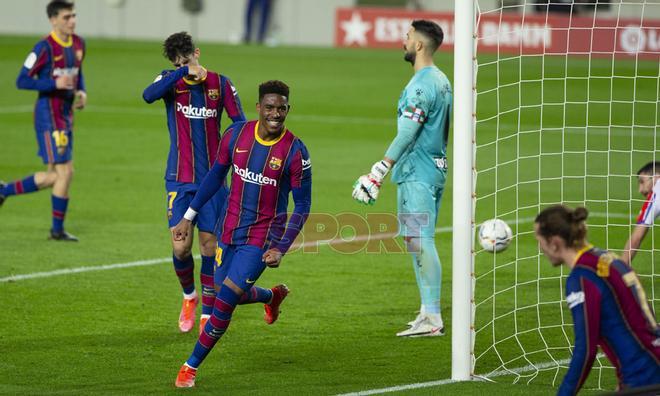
[75,50,83,62]
[207,89,219,100]
[269,156,282,170]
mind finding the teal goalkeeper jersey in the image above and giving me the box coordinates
[389,65,452,187]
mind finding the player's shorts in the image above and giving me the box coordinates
[213,243,268,291]
[397,181,444,238]
[36,129,73,164]
[165,181,228,233]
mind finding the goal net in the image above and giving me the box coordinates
[470,0,660,390]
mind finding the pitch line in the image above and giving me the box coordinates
[335,358,573,396]
[0,212,628,283]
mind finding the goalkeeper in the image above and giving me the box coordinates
[352,20,452,337]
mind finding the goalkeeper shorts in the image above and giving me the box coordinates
[397,181,444,239]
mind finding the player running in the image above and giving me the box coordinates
[535,205,660,395]
[1,0,86,241]
[352,20,451,337]
[142,32,246,334]
[622,161,660,266]
[171,80,312,388]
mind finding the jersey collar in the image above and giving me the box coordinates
[254,121,286,146]
[50,31,72,47]
[573,244,594,266]
[183,67,207,85]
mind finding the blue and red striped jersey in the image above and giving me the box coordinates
[558,246,660,395]
[143,67,246,184]
[16,32,86,133]
[190,120,312,253]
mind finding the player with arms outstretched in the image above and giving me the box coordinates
[352,20,451,337]
[622,161,660,266]
[535,205,660,395]
[143,32,246,334]
[171,80,312,388]
[1,0,86,241]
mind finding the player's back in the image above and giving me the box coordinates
[570,248,660,386]
[392,66,452,187]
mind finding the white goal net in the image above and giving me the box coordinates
[470,0,660,390]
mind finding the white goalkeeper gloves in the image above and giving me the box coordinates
[352,160,391,205]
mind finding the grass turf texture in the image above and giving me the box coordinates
[0,35,655,395]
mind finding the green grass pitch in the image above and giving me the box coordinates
[0,35,656,395]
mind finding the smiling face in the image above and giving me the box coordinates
[50,7,76,37]
[257,93,289,137]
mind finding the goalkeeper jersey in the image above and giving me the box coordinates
[390,65,452,187]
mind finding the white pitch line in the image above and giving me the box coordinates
[335,358,573,396]
[0,212,629,283]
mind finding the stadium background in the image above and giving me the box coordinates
[0,0,657,395]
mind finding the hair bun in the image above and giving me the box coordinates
[572,207,588,222]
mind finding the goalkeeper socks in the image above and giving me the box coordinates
[200,255,215,316]
[187,285,240,368]
[51,195,68,233]
[173,255,195,295]
[410,237,442,315]
[238,286,273,304]
[2,175,39,197]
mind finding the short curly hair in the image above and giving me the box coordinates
[163,32,195,62]
[259,80,290,101]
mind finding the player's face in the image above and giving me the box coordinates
[638,173,654,196]
[50,9,76,36]
[534,224,564,266]
[172,49,200,70]
[257,94,289,136]
[403,27,417,64]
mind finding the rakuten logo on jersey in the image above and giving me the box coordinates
[233,164,278,187]
[53,67,79,77]
[176,103,218,119]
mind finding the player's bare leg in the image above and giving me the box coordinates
[198,231,217,334]
[172,229,198,332]
[49,162,77,241]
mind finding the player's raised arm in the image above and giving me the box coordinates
[16,42,62,92]
[142,67,189,103]
[557,274,601,396]
[221,76,247,123]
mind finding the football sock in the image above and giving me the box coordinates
[409,237,442,315]
[187,285,241,368]
[2,175,39,197]
[238,286,273,304]
[51,195,68,233]
[173,255,195,295]
[200,255,215,316]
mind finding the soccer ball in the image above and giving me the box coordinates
[478,219,513,253]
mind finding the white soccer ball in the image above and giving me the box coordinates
[478,219,513,253]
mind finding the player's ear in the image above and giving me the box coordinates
[193,48,201,59]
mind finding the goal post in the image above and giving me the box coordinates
[451,0,477,382]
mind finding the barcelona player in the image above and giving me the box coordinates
[142,32,246,334]
[534,205,660,395]
[622,161,660,266]
[171,80,312,388]
[0,0,85,241]
[352,20,450,337]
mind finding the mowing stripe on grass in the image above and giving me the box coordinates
[335,358,573,395]
[0,212,629,283]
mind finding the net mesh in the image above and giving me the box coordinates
[471,0,660,390]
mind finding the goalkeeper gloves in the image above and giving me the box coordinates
[352,160,391,205]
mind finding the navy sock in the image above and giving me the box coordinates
[200,255,215,315]
[51,195,68,232]
[173,255,195,295]
[239,286,273,304]
[3,175,39,197]
[187,285,241,368]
